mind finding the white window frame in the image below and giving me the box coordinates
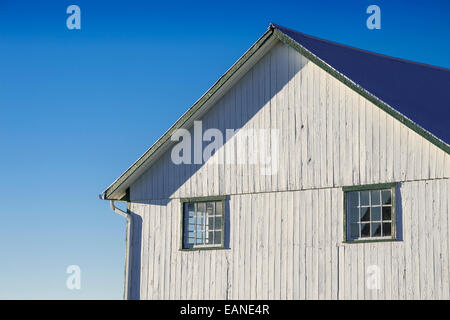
[343,183,397,243]
[180,196,226,250]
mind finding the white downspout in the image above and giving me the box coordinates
[110,200,132,300]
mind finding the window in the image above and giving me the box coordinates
[344,183,396,242]
[181,197,225,249]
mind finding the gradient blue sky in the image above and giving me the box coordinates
[0,0,449,299]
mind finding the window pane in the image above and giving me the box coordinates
[361,223,370,237]
[383,223,392,236]
[348,192,358,208]
[207,231,214,243]
[350,223,359,239]
[188,237,194,244]
[208,217,214,229]
[197,202,206,214]
[206,202,214,215]
[188,203,195,217]
[349,207,359,223]
[214,217,222,229]
[371,190,381,205]
[382,207,391,221]
[371,223,381,237]
[196,216,204,225]
[361,207,370,222]
[360,191,370,206]
[382,190,391,205]
[371,207,381,221]
[213,231,222,244]
[188,224,194,231]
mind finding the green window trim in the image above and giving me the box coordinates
[343,182,398,243]
[179,195,227,251]
[342,182,397,192]
[180,195,227,203]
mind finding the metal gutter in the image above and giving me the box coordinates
[110,199,132,300]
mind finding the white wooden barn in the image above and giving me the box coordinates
[101,24,450,300]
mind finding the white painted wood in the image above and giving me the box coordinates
[124,41,450,300]
[274,192,281,299]
[299,191,307,300]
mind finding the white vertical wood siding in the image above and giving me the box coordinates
[127,41,450,299]
[129,179,449,299]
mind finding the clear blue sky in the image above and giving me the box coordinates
[0,0,448,299]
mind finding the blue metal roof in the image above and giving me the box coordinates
[273,24,450,144]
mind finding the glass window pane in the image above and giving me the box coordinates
[361,223,370,237]
[349,207,359,223]
[213,231,222,244]
[383,223,392,236]
[187,203,195,217]
[214,217,222,229]
[382,207,391,221]
[360,191,370,206]
[371,207,381,221]
[371,190,381,205]
[188,231,194,238]
[197,202,206,214]
[350,223,359,239]
[188,224,194,231]
[208,217,214,229]
[361,207,370,222]
[208,231,214,243]
[206,202,214,215]
[188,238,194,244]
[382,190,391,205]
[371,223,381,237]
[348,192,358,208]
